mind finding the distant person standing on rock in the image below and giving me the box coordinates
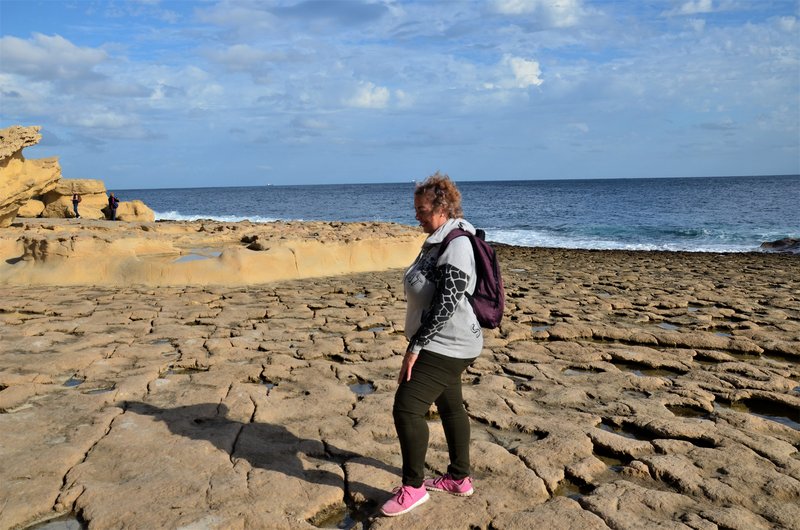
[380,172,482,517]
[71,193,81,218]
[108,192,119,221]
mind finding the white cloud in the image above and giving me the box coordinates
[777,16,796,32]
[491,0,583,27]
[72,111,134,129]
[688,18,706,32]
[0,33,107,81]
[205,44,275,72]
[505,56,543,88]
[293,117,331,131]
[345,81,390,108]
[664,0,714,16]
[394,89,414,108]
[569,122,589,133]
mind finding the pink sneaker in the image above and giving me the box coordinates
[424,474,474,497]
[380,484,430,517]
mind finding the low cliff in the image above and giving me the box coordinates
[0,126,62,227]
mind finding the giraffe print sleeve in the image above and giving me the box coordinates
[408,263,470,353]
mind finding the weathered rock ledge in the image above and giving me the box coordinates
[0,218,425,286]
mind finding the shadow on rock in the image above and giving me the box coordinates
[122,401,393,510]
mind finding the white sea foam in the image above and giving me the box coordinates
[488,229,760,253]
[154,210,281,223]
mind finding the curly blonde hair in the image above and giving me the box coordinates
[414,171,464,219]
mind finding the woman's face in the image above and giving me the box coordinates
[414,194,448,234]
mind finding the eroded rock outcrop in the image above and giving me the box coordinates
[40,179,109,220]
[760,237,800,254]
[0,125,61,227]
[111,199,155,222]
[2,125,155,223]
[18,199,45,218]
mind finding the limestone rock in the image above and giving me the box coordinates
[0,124,42,159]
[52,179,108,195]
[760,237,800,254]
[114,200,156,222]
[0,219,426,286]
[0,125,61,227]
[40,179,108,220]
[18,199,45,218]
[0,246,799,528]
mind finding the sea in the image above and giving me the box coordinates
[118,175,799,253]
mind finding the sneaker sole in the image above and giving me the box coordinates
[425,486,474,497]
[380,491,429,517]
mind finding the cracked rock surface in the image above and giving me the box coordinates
[1,246,798,529]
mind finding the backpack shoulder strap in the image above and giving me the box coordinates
[440,228,471,251]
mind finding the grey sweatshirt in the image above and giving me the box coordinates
[404,218,483,359]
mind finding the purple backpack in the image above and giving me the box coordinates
[440,228,505,329]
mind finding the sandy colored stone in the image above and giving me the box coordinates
[18,199,45,217]
[0,244,798,529]
[0,125,62,227]
[114,199,155,222]
[40,179,109,220]
[0,218,426,286]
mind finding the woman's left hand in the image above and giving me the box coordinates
[398,350,418,383]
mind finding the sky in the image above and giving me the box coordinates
[1,0,799,189]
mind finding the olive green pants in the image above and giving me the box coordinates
[392,349,476,487]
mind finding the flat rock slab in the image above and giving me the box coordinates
[1,247,798,529]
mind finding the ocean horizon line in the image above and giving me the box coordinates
[117,173,800,193]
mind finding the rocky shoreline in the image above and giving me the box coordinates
[0,218,425,286]
[1,225,798,529]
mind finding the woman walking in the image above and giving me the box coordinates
[381,172,483,517]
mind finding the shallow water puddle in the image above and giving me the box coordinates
[597,420,648,440]
[82,383,116,395]
[531,325,551,332]
[63,377,84,388]
[595,452,626,473]
[349,381,375,397]
[173,249,222,263]
[612,361,683,378]
[256,380,275,396]
[554,477,593,499]
[666,405,711,420]
[692,356,719,366]
[27,514,86,529]
[161,366,209,377]
[562,367,601,376]
[715,399,800,430]
[656,323,680,331]
[310,504,365,529]
[506,374,533,390]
